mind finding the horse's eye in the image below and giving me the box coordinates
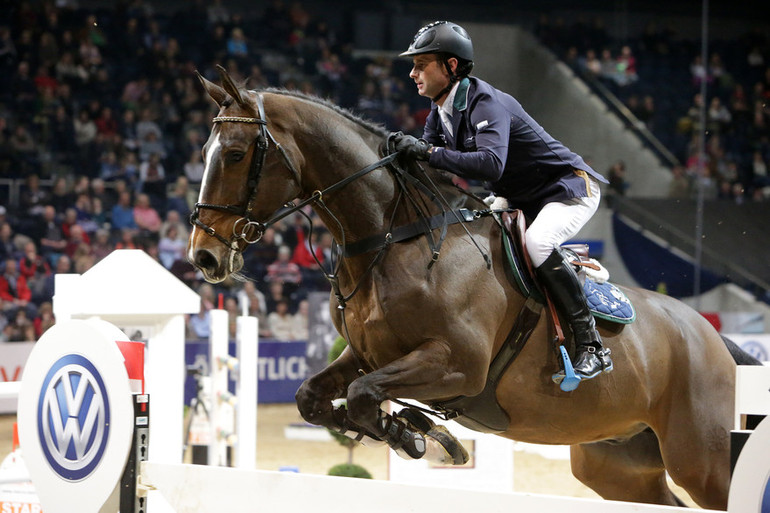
[228,151,245,163]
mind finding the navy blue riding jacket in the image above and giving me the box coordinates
[425,77,608,218]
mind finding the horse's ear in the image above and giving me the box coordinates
[196,70,228,108]
[216,64,247,108]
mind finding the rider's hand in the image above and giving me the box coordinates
[393,132,432,161]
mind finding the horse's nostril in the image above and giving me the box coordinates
[194,249,219,272]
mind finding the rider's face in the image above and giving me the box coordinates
[409,55,450,100]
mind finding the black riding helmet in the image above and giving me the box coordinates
[400,21,474,101]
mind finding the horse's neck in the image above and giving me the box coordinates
[300,127,400,244]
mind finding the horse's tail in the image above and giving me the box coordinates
[721,334,763,366]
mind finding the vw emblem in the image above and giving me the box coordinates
[36,354,110,481]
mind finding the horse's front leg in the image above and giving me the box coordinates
[346,339,486,464]
[295,346,360,430]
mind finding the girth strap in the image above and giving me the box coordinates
[343,208,476,258]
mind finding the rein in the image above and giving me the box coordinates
[192,93,492,307]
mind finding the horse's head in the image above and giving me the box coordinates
[189,65,302,283]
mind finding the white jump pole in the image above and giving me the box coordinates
[138,461,713,513]
[235,315,258,470]
[208,308,229,466]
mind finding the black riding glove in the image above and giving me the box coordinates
[393,133,432,161]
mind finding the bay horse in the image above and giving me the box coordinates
[188,66,755,509]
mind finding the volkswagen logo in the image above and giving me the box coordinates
[36,354,110,481]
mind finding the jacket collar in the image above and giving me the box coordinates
[453,77,471,112]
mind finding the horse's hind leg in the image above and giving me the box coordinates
[570,429,687,506]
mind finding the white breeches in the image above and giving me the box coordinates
[525,179,601,268]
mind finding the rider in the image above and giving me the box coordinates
[393,21,613,381]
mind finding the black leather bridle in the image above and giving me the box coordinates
[189,93,401,270]
[191,94,277,252]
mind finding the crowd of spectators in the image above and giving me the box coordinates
[536,15,770,203]
[0,0,428,342]
[2,2,768,341]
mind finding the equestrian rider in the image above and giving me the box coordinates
[392,20,613,381]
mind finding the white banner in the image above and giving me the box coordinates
[0,342,35,414]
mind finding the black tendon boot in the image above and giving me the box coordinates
[537,248,613,380]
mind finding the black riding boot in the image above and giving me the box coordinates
[537,248,613,380]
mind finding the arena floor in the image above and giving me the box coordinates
[0,404,697,506]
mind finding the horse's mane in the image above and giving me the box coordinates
[258,87,389,138]
[252,87,484,209]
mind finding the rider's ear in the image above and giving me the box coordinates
[216,64,247,108]
[196,70,228,108]
[447,57,459,75]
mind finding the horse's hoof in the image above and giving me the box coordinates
[425,425,469,465]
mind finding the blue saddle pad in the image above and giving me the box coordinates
[584,279,636,324]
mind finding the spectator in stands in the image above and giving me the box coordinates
[139,131,167,163]
[37,205,66,261]
[265,245,302,295]
[33,301,55,339]
[119,109,140,153]
[19,240,51,305]
[49,105,77,166]
[166,176,194,219]
[137,152,166,207]
[267,298,294,341]
[291,298,309,340]
[236,280,270,334]
[9,123,40,175]
[707,97,732,135]
[111,190,138,232]
[227,27,249,61]
[158,224,186,269]
[599,48,617,84]
[0,258,36,320]
[3,308,35,342]
[115,228,138,250]
[64,223,91,260]
[580,48,602,78]
[133,193,162,234]
[614,45,638,86]
[183,148,205,183]
[91,228,113,262]
[751,150,770,189]
[0,222,17,262]
[188,297,211,339]
[690,54,711,87]
[20,174,49,219]
[95,106,119,138]
[99,150,122,181]
[48,176,73,214]
[73,109,98,172]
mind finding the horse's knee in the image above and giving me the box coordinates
[346,378,385,431]
[296,378,334,425]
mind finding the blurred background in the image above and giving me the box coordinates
[0,0,768,369]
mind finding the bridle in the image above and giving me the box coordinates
[191,95,278,253]
[189,92,401,273]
